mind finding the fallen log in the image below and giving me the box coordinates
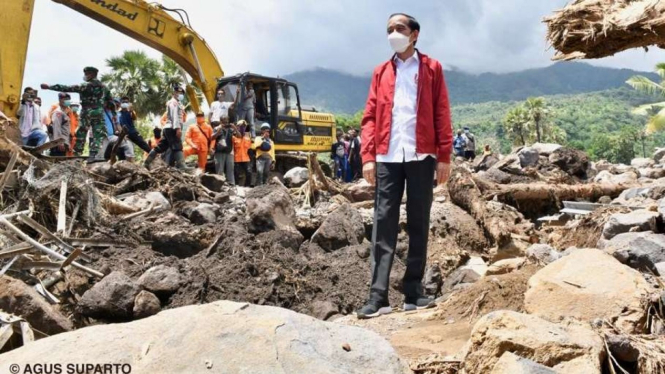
[483,181,633,204]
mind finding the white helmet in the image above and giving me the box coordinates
[260,123,271,130]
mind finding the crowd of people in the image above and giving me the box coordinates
[330,128,362,182]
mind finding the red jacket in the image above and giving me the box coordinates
[361,51,453,164]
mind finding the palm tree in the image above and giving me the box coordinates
[503,106,530,146]
[627,63,665,134]
[524,97,549,143]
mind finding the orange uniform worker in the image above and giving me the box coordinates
[233,120,253,186]
[183,111,214,170]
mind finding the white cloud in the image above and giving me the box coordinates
[24,0,665,107]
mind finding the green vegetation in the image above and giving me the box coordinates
[627,63,665,134]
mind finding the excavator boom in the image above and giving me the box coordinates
[1,0,224,117]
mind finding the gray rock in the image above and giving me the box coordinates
[631,157,654,169]
[189,203,217,224]
[526,244,561,265]
[145,191,171,210]
[309,300,339,320]
[639,168,665,179]
[442,257,487,293]
[284,167,309,187]
[594,170,639,184]
[214,192,231,205]
[659,198,665,216]
[151,227,207,258]
[138,265,184,296]
[600,231,665,274]
[530,143,562,156]
[2,301,408,373]
[517,147,539,168]
[310,204,365,252]
[474,154,500,172]
[549,147,590,178]
[342,180,374,203]
[601,210,659,240]
[424,263,443,296]
[490,352,557,374]
[617,187,651,202]
[605,334,639,363]
[200,173,226,192]
[0,276,73,335]
[246,183,297,234]
[78,271,140,320]
[133,291,161,319]
[654,147,665,164]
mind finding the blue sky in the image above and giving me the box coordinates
[25,0,665,111]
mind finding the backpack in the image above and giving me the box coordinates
[335,143,345,158]
[260,138,272,152]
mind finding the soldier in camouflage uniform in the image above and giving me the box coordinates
[41,67,112,161]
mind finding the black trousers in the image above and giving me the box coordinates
[126,130,151,154]
[154,128,183,153]
[369,157,435,304]
[234,162,252,187]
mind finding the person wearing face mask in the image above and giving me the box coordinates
[212,115,236,184]
[356,13,452,319]
[144,86,187,169]
[41,67,112,162]
[68,102,80,156]
[49,93,72,157]
[118,96,151,155]
[209,89,236,128]
[183,111,214,171]
[233,120,253,187]
[17,87,48,147]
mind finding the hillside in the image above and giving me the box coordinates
[285,62,658,114]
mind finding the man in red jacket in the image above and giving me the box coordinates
[357,13,452,319]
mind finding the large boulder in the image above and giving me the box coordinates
[462,311,604,373]
[342,180,375,203]
[310,204,365,251]
[2,301,407,373]
[524,248,649,333]
[200,173,226,192]
[246,183,297,234]
[526,243,561,265]
[631,157,654,169]
[490,352,557,374]
[517,147,539,168]
[654,147,665,164]
[442,257,487,293]
[283,167,309,187]
[137,265,184,296]
[549,147,590,178]
[593,170,639,184]
[531,143,562,156]
[639,168,665,179]
[0,276,73,335]
[599,231,665,274]
[189,203,217,224]
[601,210,660,240]
[474,154,500,172]
[77,271,141,320]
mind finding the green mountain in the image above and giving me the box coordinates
[285,62,658,114]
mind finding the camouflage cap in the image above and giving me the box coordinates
[83,66,99,74]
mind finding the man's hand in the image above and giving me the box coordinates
[363,162,376,186]
[40,84,50,90]
[436,162,451,185]
[191,144,199,151]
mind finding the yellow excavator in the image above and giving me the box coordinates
[1,0,335,156]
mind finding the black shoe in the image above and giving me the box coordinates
[403,296,436,311]
[355,301,392,319]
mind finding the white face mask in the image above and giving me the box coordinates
[121,103,130,109]
[177,94,185,102]
[388,31,412,53]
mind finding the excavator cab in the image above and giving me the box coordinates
[216,73,334,153]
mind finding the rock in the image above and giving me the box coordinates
[526,244,561,265]
[189,203,217,224]
[169,184,196,201]
[424,263,443,296]
[659,198,665,216]
[133,291,161,319]
[256,229,305,251]
[490,352,557,374]
[524,248,649,333]
[517,147,539,167]
[462,311,604,373]
[549,147,590,178]
[631,157,654,169]
[78,271,141,320]
[200,173,226,192]
[342,180,374,203]
[310,204,365,252]
[597,195,612,204]
[151,227,208,258]
[639,168,665,179]
[593,170,639,184]
[0,276,73,335]
[138,265,184,296]
[599,231,665,274]
[214,192,231,205]
[283,167,309,187]
[654,147,665,164]
[486,257,525,275]
[474,154,499,172]
[246,183,297,234]
[145,191,171,209]
[601,209,660,240]
[616,187,652,204]
[442,257,487,293]
[309,300,339,320]
[605,334,640,363]
[531,143,562,156]
[3,301,407,373]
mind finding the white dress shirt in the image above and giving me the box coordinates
[210,101,233,122]
[377,52,436,163]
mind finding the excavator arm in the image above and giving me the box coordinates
[1,0,224,118]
